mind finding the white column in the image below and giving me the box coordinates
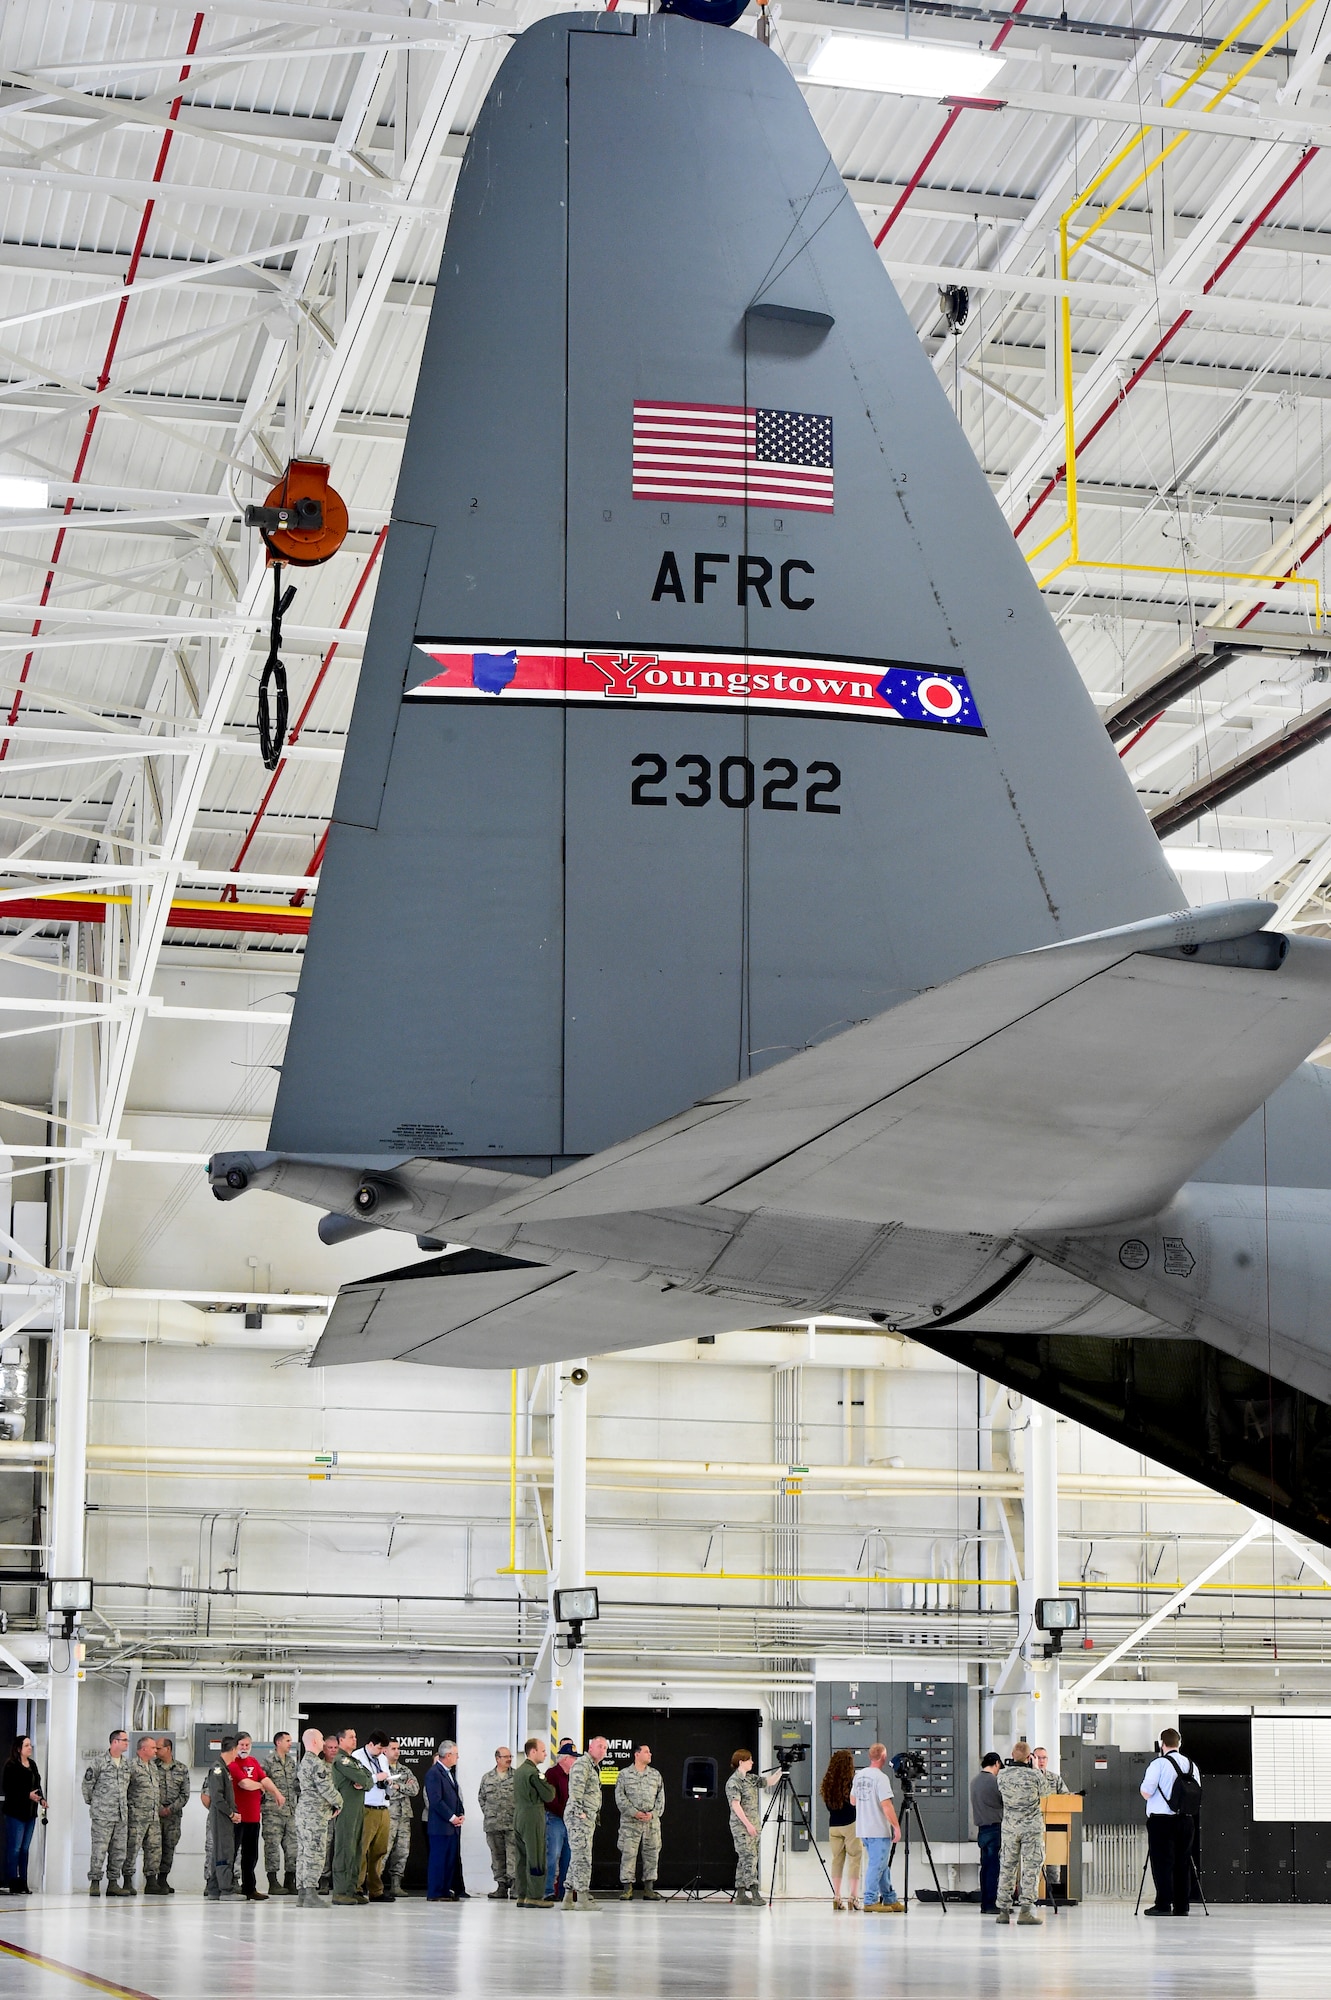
[46,1280,90,1893]
[550,1359,588,1750]
[1024,1400,1060,1768]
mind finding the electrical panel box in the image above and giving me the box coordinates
[193,1722,239,1768]
[814,1679,970,1844]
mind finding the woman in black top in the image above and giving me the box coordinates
[3,1737,44,1893]
[820,1749,863,1911]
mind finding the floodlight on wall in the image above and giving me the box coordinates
[1035,1596,1081,1655]
[808,35,1005,100]
[48,1577,93,1639]
[0,477,47,509]
[553,1585,600,1650]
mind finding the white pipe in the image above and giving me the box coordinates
[550,1358,587,1749]
[46,1283,87,1895]
[1025,1402,1060,1767]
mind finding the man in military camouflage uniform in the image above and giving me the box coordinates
[995,1741,1053,1925]
[155,1737,190,1892]
[384,1739,419,1900]
[478,1746,517,1898]
[126,1735,163,1894]
[562,1736,607,1913]
[262,1730,301,1893]
[294,1728,342,1908]
[83,1728,131,1896]
[615,1744,665,1899]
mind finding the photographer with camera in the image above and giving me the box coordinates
[852,1745,904,1914]
[994,1740,1053,1926]
[725,1750,782,1906]
[1141,1728,1202,1918]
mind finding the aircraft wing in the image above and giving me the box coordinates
[313,1246,749,1368]
[468,908,1331,1239]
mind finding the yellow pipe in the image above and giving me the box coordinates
[495,1567,1331,1594]
[1036,0,1320,602]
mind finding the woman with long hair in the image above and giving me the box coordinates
[2,1736,45,1894]
[820,1749,862,1911]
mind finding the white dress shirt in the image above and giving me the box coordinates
[354,1747,389,1807]
[1141,1753,1200,1816]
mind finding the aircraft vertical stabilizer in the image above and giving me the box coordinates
[269,12,1182,1162]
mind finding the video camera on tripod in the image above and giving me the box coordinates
[771,1743,807,1773]
[891,1750,927,1792]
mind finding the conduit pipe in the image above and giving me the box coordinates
[0,1439,1220,1502]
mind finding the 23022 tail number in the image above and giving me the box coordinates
[630,754,841,814]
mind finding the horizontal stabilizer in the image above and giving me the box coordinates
[312,1247,741,1370]
[469,917,1331,1238]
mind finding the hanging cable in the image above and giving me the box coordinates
[258,563,295,772]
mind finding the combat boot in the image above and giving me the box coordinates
[120,1876,138,1896]
[160,1873,175,1894]
[642,1883,662,1901]
[88,1881,100,1897]
[748,1888,767,1906]
[620,1884,635,1900]
[106,1882,131,1897]
[488,1885,509,1899]
[1016,1907,1043,1925]
[144,1876,168,1895]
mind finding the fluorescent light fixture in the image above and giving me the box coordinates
[0,476,48,509]
[1162,845,1273,875]
[808,34,1005,99]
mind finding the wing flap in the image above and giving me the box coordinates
[313,1252,742,1370]
[475,927,1331,1236]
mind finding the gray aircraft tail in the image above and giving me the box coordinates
[268,10,1180,1164]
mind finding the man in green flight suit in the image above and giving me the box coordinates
[330,1726,373,1904]
[512,1736,555,1908]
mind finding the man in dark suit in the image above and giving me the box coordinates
[425,1742,467,1901]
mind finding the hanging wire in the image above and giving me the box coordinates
[258,562,294,772]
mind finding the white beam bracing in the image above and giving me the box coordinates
[1063,1516,1268,1704]
[62,36,483,1287]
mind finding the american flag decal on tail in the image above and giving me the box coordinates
[632,401,834,514]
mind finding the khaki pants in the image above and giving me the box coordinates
[829,1825,864,1885]
[359,1806,391,1898]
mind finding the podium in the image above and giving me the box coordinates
[1038,1792,1083,1909]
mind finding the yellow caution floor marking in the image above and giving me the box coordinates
[0,1936,161,2000]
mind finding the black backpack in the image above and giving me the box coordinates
[1164,1754,1202,1816]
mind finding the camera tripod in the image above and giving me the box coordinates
[891,1783,949,1912]
[1133,1838,1209,1917]
[760,1769,837,1907]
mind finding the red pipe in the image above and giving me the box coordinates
[290,827,329,908]
[0,13,206,761]
[1015,146,1319,538]
[874,0,1027,250]
[223,523,389,893]
[0,897,310,937]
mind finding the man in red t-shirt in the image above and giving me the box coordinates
[229,1734,286,1901]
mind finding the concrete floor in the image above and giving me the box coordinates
[0,1895,1325,2000]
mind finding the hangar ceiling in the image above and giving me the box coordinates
[2,0,1331,1277]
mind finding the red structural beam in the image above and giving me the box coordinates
[873,0,1027,250]
[1,13,206,761]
